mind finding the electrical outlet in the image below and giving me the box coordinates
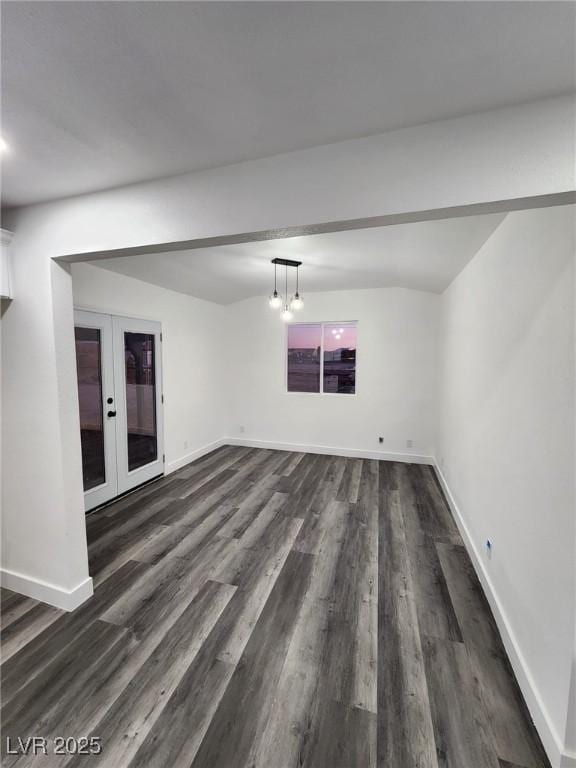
[486,539,492,559]
[239,425,245,434]
[378,437,384,444]
[184,440,188,450]
[406,439,413,448]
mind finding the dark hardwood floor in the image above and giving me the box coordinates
[1,446,550,768]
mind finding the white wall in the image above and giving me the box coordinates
[226,288,439,460]
[0,250,93,609]
[71,263,228,472]
[437,205,575,767]
[71,274,440,463]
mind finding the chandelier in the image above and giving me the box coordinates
[269,258,304,321]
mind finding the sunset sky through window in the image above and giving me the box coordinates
[288,323,356,351]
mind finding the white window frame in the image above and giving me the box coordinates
[285,321,358,396]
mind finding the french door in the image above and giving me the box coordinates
[74,310,164,511]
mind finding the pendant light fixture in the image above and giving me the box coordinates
[268,261,283,308]
[290,264,304,311]
[268,257,303,319]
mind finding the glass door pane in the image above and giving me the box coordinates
[75,326,106,491]
[124,332,158,472]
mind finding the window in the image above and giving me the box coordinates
[287,322,357,394]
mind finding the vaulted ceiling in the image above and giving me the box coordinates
[86,212,505,302]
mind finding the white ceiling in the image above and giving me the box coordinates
[2,2,574,206]
[87,212,505,303]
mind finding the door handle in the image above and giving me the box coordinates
[107,410,117,418]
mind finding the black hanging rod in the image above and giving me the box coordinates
[270,257,302,267]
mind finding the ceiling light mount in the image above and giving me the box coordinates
[270,258,302,268]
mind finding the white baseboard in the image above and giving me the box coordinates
[434,462,571,768]
[0,568,93,612]
[226,437,434,464]
[165,438,227,474]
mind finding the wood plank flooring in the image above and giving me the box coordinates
[1,446,550,768]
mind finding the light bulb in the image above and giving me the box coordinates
[281,305,293,322]
[339,328,344,333]
[335,333,341,340]
[0,137,8,153]
[269,291,283,309]
[290,293,304,311]
[332,329,337,335]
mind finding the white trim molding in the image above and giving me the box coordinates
[227,437,433,465]
[0,228,14,299]
[0,568,93,612]
[165,438,227,474]
[434,461,573,768]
